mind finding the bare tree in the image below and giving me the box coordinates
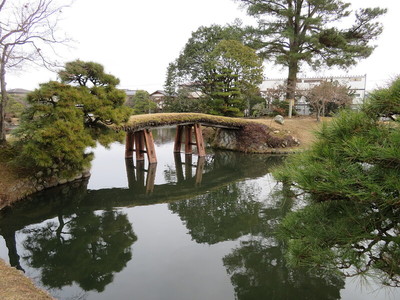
[262,84,286,111]
[303,81,353,121]
[0,0,70,143]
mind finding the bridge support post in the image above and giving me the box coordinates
[125,132,135,159]
[173,123,206,157]
[134,131,145,161]
[174,125,184,153]
[194,123,206,157]
[143,129,157,164]
[184,126,193,155]
[125,130,157,164]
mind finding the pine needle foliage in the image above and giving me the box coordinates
[275,77,400,286]
[12,82,95,178]
[274,109,400,205]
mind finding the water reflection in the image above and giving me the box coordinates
[0,148,286,296]
[0,181,137,292]
[125,153,206,193]
[23,209,136,292]
[223,238,344,300]
[169,178,346,299]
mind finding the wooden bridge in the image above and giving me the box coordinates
[118,113,246,164]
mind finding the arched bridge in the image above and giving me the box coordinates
[115,113,248,164]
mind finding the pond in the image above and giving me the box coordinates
[0,127,399,300]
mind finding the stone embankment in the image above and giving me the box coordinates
[0,169,90,211]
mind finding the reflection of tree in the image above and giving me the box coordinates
[223,238,344,300]
[169,182,266,244]
[279,201,400,287]
[152,127,177,145]
[22,209,137,292]
[169,173,293,245]
[170,176,346,299]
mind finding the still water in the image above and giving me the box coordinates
[0,128,399,300]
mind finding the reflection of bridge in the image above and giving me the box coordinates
[0,153,283,232]
[126,154,205,194]
[122,113,243,164]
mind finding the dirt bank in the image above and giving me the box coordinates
[254,116,327,151]
[0,259,54,300]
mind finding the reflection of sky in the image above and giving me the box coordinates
[113,204,238,300]
[87,142,129,189]
[0,236,7,263]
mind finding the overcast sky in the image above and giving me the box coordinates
[6,0,400,92]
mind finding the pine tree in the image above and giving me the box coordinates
[237,0,386,116]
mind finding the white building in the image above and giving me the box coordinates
[260,75,367,115]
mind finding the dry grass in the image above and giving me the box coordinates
[0,259,54,300]
[253,116,329,150]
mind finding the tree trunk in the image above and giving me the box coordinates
[316,106,322,122]
[286,60,298,118]
[0,61,7,144]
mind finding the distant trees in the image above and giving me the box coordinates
[303,81,353,121]
[163,87,207,113]
[128,90,157,114]
[165,24,263,117]
[236,0,386,117]
[0,0,71,144]
[207,39,264,116]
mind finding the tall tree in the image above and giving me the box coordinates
[166,24,263,117]
[236,0,386,117]
[128,90,157,114]
[207,40,263,116]
[0,0,70,143]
